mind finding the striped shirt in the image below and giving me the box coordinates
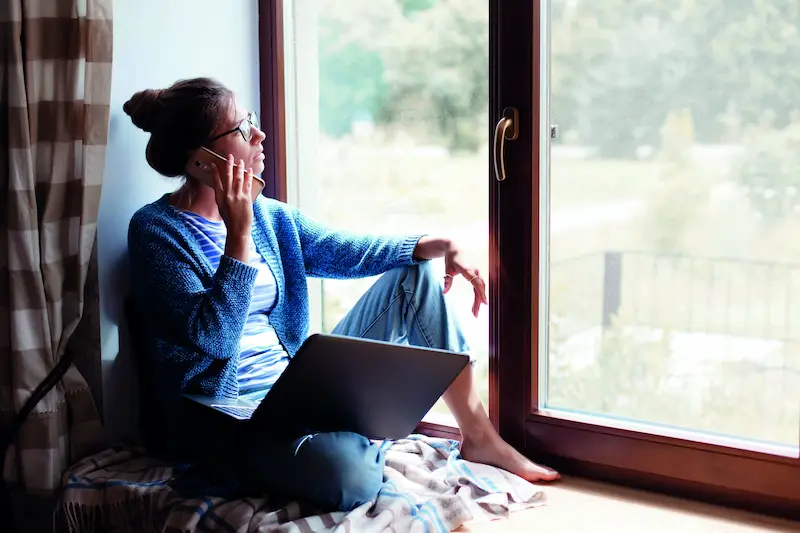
[175,209,290,393]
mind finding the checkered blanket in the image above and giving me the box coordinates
[58,435,545,532]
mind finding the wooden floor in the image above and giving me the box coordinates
[459,477,799,533]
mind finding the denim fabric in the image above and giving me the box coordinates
[246,262,471,511]
[332,262,472,356]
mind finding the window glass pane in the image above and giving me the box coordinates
[544,0,800,449]
[285,0,490,415]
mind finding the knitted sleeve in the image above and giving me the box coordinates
[128,211,258,362]
[288,205,424,279]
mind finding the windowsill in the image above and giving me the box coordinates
[457,476,799,533]
[422,410,457,427]
[418,411,460,440]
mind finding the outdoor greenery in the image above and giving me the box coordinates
[735,123,800,221]
[304,0,800,447]
[551,0,800,156]
[318,0,488,151]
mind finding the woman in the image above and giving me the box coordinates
[126,78,558,511]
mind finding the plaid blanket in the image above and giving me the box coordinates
[58,435,545,532]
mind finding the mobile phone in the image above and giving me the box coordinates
[194,146,266,202]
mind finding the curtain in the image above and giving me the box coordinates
[0,0,111,493]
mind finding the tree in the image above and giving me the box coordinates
[318,0,488,152]
[550,0,800,156]
[318,42,387,137]
[734,122,800,222]
[317,0,401,138]
[378,0,488,151]
[641,108,711,252]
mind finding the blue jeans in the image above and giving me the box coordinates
[245,262,470,511]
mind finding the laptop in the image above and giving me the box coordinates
[182,333,470,440]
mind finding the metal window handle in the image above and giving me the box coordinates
[493,107,518,182]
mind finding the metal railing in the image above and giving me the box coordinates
[551,251,800,343]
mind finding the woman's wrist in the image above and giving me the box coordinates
[413,236,453,261]
[224,235,250,263]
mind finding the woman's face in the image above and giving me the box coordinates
[209,98,267,176]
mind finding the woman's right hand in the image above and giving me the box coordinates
[212,155,254,262]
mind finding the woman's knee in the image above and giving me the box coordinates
[410,260,438,282]
[416,258,438,273]
[294,431,385,511]
[396,260,441,297]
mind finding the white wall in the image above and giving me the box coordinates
[98,0,260,442]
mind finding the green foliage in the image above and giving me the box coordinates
[318,42,387,137]
[641,108,710,252]
[734,123,800,222]
[318,0,487,152]
[318,0,800,155]
[379,0,488,152]
[548,312,680,417]
[548,312,800,445]
[399,0,437,16]
[551,0,800,157]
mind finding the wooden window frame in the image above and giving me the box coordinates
[259,0,288,203]
[259,0,800,521]
[498,0,800,521]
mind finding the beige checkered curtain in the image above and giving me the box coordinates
[0,1,111,493]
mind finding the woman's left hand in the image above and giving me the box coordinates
[412,237,488,317]
[443,247,488,317]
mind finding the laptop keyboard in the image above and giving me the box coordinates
[211,404,256,420]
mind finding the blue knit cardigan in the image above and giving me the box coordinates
[128,194,421,431]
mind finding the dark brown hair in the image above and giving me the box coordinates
[123,78,233,177]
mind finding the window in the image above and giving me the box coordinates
[525,0,800,517]
[259,0,800,518]
[279,0,490,421]
[542,0,800,453]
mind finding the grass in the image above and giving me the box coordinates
[312,143,664,226]
[549,156,661,207]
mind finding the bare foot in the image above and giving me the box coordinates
[460,435,560,483]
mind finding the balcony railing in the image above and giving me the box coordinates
[552,251,800,343]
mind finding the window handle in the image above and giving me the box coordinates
[493,107,518,182]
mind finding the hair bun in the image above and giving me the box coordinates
[123,88,164,133]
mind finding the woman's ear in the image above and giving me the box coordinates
[185,148,211,175]
[185,148,218,189]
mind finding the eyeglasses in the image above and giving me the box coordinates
[210,112,259,142]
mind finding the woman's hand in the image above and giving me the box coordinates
[212,155,254,262]
[444,246,488,318]
[414,237,488,317]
